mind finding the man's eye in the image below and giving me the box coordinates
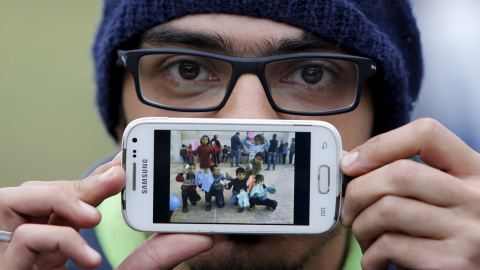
[167,60,211,81]
[301,65,324,84]
[177,61,200,80]
[278,63,335,87]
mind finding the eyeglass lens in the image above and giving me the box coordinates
[138,54,358,112]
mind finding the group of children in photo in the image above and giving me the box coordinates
[176,152,277,214]
[180,133,295,167]
[174,133,289,214]
[180,136,230,165]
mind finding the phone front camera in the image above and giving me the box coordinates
[132,138,137,143]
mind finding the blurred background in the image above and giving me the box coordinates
[1,1,479,188]
[411,0,480,152]
[0,1,116,187]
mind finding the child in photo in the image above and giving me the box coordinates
[245,152,265,192]
[243,133,269,161]
[221,145,229,162]
[187,145,194,163]
[225,167,249,213]
[202,165,233,211]
[179,144,188,164]
[175,163,203,213]
[193,135,215,177]
[249,174,278,212]
[211,135,222,165]
[245,152,265,177]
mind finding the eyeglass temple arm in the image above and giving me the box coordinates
[115,50,128,67]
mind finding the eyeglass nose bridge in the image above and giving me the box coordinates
[224,61,276,106]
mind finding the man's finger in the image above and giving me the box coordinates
[3,224,101,270]
[361,232,462,270]
[351,195,454,252]
[341,159,467,227]
[341,118,480,177]
[117,234,214,270]
[21,153,125,207]
[0,186,101,230]
[89,152,122,177]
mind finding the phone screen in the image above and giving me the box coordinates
[152,130,311,226]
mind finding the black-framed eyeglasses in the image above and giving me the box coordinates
[117,48,376,115]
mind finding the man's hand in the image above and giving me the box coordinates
[0,152,125,269]
[0,152,213,270]
[117,234,214,270]
[341,118,480,269]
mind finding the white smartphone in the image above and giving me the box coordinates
[121,117,343,234]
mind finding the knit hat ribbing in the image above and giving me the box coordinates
[93,0,423,139]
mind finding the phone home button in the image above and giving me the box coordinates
[318,165,330,194]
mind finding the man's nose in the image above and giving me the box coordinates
[216,74,280,119]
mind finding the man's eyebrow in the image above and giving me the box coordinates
[140,25,234,53]
[140,25,342,56]
[275,32,343,54]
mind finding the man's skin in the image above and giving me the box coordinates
[1,14,480,270]
[119,14,373,270]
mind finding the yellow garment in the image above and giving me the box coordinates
[342,231,363,270]
[96,193,152,268]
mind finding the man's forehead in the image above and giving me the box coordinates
[140,14,342,56]
[169,14,304,40]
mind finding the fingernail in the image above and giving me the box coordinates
[99,166,115,180]
[78,200,98,216]
[84,244,101,262]
[341,151,359,169]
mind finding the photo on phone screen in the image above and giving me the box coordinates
[152,129,311,226]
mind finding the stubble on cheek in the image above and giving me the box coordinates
[186,226,345,270]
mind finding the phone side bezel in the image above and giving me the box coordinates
[121,117,343,235]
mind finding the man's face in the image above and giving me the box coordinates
[120,13,374,270]
[254,156,263,165]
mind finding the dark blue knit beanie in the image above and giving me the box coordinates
[93,0,423,139]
